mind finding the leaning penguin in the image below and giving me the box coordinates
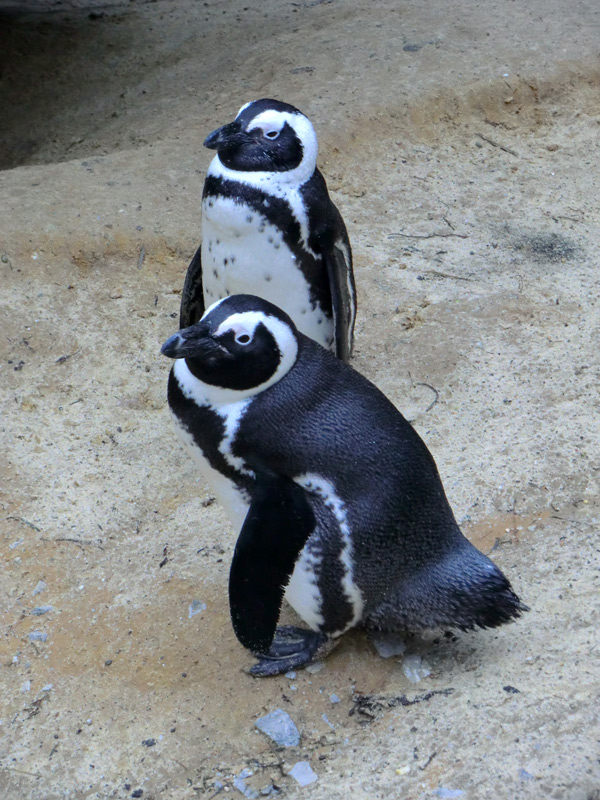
[161,295,527,676]
[179,98,356,361]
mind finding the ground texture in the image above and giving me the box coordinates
[1,1,599,798]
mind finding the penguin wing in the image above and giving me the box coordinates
[323,235,356,361]
[179,244,205,329]
[301,171,356,361]
[229,470,316,654]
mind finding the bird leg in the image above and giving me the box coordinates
[247,625,334,677]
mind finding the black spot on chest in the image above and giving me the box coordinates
[203,175,332,312]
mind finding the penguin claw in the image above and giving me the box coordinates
[247,626,331,677]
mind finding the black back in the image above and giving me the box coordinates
[233,336,462,609]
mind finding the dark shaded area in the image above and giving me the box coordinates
[0,4,127,169]
[514,231,579,263]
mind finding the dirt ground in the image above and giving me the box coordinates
[1,0,599,798]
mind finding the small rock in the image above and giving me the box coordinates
[329,693,341,704]
[402,654,431,683]
[255,708,300,747]
[371,632,406,658]
[31,605,53,616]
[233,768,259,799]
[288,761,318,787]
[503,685,520,694]
[131,791,143,799]
[305,662,324,674]
[519,768,536,781]
[28,631,47,642]
[432,788,464,798]
[284,671,296,679]
[321,713,335,729]
[42,684,53,692]
[21,680,31,693]
[188,600,206,618]
[142,738,156,747]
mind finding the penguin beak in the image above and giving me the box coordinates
[161,324,226,360]
[204,120,245,150]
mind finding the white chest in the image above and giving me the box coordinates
[171,360,253,533]
[201,195,334,350]
[171,413,251,534]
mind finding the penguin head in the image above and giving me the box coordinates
[161,294,299,394]
[204,99,318,182]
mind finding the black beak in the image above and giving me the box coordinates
[204,120,244,150]
[161,323,224,360]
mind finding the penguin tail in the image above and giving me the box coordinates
[367,545,528,634]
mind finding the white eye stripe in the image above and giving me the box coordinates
[216,318,258,341]
[248,110,286,134]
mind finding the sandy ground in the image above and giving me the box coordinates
[1,1,599,798]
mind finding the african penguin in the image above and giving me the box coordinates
[161,295,527,676]
[179,98,356,361]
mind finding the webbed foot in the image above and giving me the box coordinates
[248,625,334,677]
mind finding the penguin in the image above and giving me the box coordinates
[161,295,527,676]
[179,98,356,361]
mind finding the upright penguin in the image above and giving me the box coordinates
[179,98,356,361]
[161,295,527,676]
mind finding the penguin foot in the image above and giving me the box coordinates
[248,626,332,677]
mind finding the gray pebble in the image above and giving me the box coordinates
[233,769,259,799]
[329,693,341,704]
[371,632,407,658]
[288,761,318,787]
[31,605,53,616]
[32,580,47,595]
[402,654,431,683]
[519,768,536,781]
[188,600,206,618]
[254,708,300,747]
[28,631,47,642]
[321,713,335,730]
[432,789,464,799]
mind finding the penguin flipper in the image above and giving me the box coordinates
[323,241,356,361]
[179,244,205,329]
[229,472,316,658]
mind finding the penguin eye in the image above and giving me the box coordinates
[264,130,280,140]
[235,332,252,345]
